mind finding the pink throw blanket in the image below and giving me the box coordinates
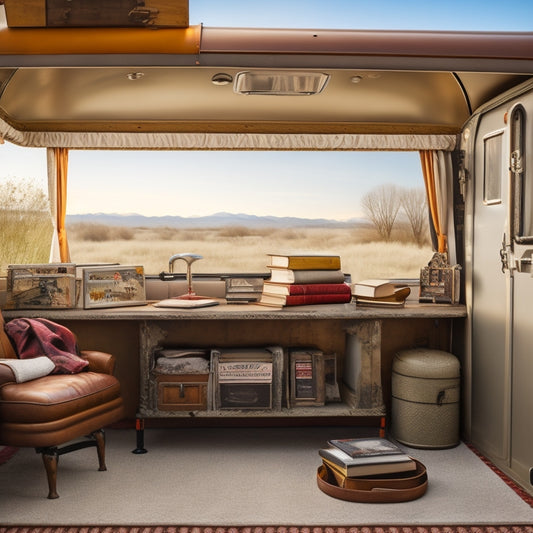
[4,318,89,374]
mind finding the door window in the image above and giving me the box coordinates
[483,132,503,205]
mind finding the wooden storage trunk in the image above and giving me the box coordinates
[3,0,189,28]
[156,373,209,411]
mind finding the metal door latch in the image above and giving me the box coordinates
[515,252,533,273]
[500,235,512,273]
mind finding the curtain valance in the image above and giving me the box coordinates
[0,123,456,151]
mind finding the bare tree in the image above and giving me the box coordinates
[361,184,402,241]
[400,187,428,246]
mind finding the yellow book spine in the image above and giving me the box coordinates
[286,256,341,270]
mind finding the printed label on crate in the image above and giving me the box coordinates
[218,362,273,383]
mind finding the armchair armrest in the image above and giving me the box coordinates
[0,364,16,387]
[80,350,116,375]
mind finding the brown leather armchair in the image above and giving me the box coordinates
[0,313,125,498]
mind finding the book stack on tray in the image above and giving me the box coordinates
[351,279,411,308]
[317,437,428,503]
[258,252,352,308]
[318,437,417,484]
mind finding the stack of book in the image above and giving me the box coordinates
[318,437,417,486]
[258,252,352,308]
[352,279,410,308]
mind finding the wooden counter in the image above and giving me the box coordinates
[2,301,467,321]
[3,302,466,427]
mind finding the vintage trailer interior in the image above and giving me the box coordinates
[0,0,533,510]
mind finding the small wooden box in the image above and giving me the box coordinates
[156,374,209,411]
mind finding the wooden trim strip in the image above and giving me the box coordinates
[0,25,201,55]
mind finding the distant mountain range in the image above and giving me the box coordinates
[66,212,366,229]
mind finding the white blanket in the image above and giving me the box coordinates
[0,357,55,383]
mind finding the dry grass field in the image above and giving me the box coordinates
[0,180,432,281]
[67,223,433,281]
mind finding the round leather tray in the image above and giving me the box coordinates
[317,458,428,503]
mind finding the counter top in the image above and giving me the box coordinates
[2,301,467,321]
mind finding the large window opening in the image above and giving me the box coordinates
[0,144,52,276]
[63,150,433,281]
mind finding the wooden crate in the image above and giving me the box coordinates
[3,0,189,28]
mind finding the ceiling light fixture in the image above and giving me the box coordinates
[234,71,329,95]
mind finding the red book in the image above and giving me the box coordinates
[262,282,351,297]
[259,291,352,307]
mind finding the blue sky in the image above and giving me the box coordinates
[1,0,532,219]
[189,0,533,31]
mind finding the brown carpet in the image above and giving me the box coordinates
[1,524,532,530]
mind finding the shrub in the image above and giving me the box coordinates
[67,222,135,241]
[217,225,254,238]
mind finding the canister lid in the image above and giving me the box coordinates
[393,348,460,379]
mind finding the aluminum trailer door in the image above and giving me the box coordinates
[470,87,533,494]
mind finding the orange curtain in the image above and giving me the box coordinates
[420,150,447,253]
[54,147,71,262]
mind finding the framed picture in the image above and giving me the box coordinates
[83,265,146,308]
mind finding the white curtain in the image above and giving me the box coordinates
[434,150,456,264]
[47,148,61,262]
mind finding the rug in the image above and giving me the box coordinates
[1,527,533,533]
[1,427,532,526]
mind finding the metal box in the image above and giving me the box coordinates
[211,347,283,411]
[5,263,77,309]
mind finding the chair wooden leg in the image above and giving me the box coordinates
[41,449,59,499]
[36,431,107,498]
[93,429,107,471]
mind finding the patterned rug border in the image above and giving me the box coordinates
[466,444,533,507]
[2,526,533,533]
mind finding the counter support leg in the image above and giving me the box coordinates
[132,418,147,454]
